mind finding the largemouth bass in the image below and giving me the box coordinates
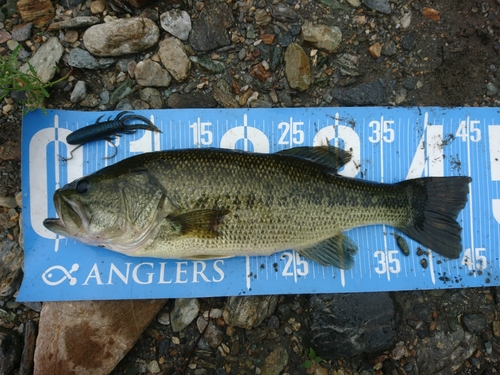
[43,146,472,269]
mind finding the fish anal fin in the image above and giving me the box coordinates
[167,209,230,239]
[295,233,358,269]
[277,146,352,172]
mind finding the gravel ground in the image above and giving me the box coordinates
[1,0,500,374]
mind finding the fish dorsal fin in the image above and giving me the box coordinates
[277,146,352,172]
[295,232,358,269]
[167,209,230,239]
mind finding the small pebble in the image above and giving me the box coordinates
[485,341,492,354]
[157,311,170,325]
[147,360,161,374]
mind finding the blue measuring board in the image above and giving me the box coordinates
[18,107,500,302]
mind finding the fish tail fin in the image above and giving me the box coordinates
[396,176,472,259]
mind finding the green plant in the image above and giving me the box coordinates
[0,44,71,115]
[302,347,323,369]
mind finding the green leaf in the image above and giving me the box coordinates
[302,359,313,369]
[308,347,316,359]
[315,356,323,363]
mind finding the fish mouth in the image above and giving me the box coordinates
[43,194,89,238]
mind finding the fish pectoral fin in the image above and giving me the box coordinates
[277,146,352,172]
[295,233,358,269]
[167,209,230,239]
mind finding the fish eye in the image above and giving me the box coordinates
[76,179,90,195]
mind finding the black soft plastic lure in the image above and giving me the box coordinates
[62,111,161,161]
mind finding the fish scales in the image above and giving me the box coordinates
[139,150,406,250]
[44,146,472,269]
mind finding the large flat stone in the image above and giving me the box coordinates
[34,299,166,375]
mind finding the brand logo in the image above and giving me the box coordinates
[41,260,226,287]
[42,264,79,286]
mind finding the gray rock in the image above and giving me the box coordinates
[70,80,87,103]
[0,327,21,375]
[80,94,100,107]
[97,57,115,69]
[19,320,37,375]
[485,341,493,354]
[278,34,293,47]
[382,40,397,56]
[302,21,342,53]
[486,82,498,96]
[160,9,191,41]
[60,0,86,8]
[132,99,149,110]
[11,23,32,42]
[271,3,298,22]
[331,79,388,105]
[170,299,200,333]
[116,56,137,73]
[463,313,488,333]
[0,196,17,209]
[99,91,110,106]
[401,32,416,51]
[48,16,101,31]
[238,47,247,60]
[157,310,170,325]
[260,346,289,375]
[139,87,163,108]
[212,78,240,108]
[270,45,283,71]
[255,8,272,26]
[20,37,63,83]
[189,3,234,52]
[197,316,223,348]
[83,17,160,57]
[68,48,100,69]
[158,37,191,82]
[362,0,391,14]
[0,140,20,161]
[115,99,133,111]
[416,324,477,373]
[0,29,11,44]
[309,293,395,359]
[0,237,23,297]
[223,296,278,329]
[135,59,172,87]
[147,360,161,374]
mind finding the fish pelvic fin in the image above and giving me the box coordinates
[277,145,352,172]
[295,233,358,269]
[397,176,472,259]
[167,209,230,239]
